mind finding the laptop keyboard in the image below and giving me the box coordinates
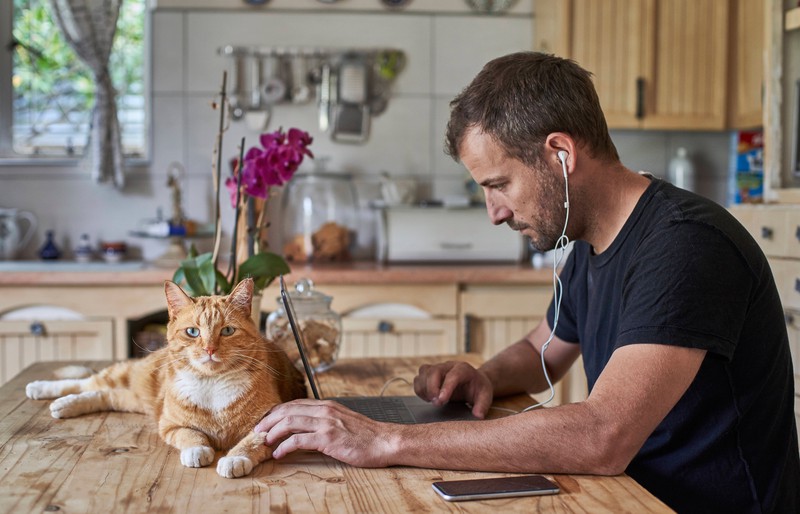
[334,397,417,424]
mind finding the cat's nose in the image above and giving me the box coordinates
[205,347,216,356]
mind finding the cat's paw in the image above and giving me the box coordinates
[50,391,103,418]
[180,446,215,468]
[26,380,58,400]
[216,456,254,478]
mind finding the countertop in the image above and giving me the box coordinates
[1,355,672,513]
[0,260,556,286]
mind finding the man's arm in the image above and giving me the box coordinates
[259,334,705,475]
[391,343,706,474]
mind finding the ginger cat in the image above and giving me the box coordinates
[25,278,307,478]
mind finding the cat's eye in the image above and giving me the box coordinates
[220,326,235,336]
[185,327,200,337]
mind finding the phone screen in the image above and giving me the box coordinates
[432,475,560,502]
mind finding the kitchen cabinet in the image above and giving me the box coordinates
[730,204,800,448]
[536,0,743,130]
[460,284,588,406]
[784,310,800,448]
[728,0,766,129]
[0,267,561,387]
[762,0,800,196]
[263,283,461,359]
[0,319,114,385]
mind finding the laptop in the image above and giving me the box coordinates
[279,276,478,424]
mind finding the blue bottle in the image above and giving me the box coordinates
[39,230,61,260]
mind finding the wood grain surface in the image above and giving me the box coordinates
[0,356,672,513]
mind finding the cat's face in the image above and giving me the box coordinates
[164,279,260,376]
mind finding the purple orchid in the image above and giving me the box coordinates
[226,127,313,208]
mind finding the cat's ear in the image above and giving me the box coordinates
[164,281,194,318]
[227,277,254,314]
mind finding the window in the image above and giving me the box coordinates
[1,0,146,160]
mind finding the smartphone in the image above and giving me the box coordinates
[432,474,560,502]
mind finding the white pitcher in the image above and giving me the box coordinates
[0,208,38,260]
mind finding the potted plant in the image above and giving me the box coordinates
[172,72,313,319]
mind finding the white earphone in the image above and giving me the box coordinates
[557,150,569,209]
[557,150,569,179]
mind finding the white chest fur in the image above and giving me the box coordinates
[172,370,249,412]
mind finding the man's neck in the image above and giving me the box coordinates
[579,165,652,254]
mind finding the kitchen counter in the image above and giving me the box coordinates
[0,261,555,286]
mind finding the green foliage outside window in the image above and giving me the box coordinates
[11,0,145,157]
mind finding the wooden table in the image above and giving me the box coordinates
[0,355,672,513]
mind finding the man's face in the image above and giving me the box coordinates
[459,128,565,252]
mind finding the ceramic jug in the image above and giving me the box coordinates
[0,208,38,260]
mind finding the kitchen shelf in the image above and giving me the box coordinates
[787,7,800,32]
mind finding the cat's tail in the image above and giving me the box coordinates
[53,365,95,379]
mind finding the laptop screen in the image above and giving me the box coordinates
[279,275,322,400]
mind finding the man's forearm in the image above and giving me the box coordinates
[479,339,543,397]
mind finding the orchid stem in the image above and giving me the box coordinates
[227,137,246,287]
[211,71,228,272]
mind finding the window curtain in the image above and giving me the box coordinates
[49,0,125,188]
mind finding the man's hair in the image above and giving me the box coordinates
[445,52,619,167]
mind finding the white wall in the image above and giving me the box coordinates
[0,1,733,262]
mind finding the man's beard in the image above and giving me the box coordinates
[507,173,568,252]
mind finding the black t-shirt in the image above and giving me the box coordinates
[547,178,800,513]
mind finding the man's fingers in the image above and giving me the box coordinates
[471,387,493,419]
[272,433,316,459]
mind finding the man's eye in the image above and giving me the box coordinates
[221,326,235,336]
[186,327,200,337]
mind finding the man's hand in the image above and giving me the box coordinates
[254,399,400,467]
[413,361,494,418]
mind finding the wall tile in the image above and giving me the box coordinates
[151,12,185,93]
[433,15,533,96]
[185,12,432,95]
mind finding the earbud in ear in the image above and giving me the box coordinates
[557,150,568,163]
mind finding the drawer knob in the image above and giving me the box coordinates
[29,321,46,336]
[795,226,800,241]
[795,279,800,294]
[377,320,394,333]
[761,226,773,239]
[786,312,795,325]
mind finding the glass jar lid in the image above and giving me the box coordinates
[275,278,333,312]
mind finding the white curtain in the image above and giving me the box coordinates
[50,0,125,188]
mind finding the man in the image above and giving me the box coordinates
[257,52,799,513]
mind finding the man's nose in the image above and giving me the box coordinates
[485,195,512,226]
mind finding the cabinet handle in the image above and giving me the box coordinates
[795,278,800,294]
[795,226,800,242]
[377,320,394,333]
[761,226,773,239]
[29,321,46,336]
[635,78,645,119]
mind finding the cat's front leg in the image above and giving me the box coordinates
[216,432,271,479]
[26,378,88,400]
[161,425,216,468]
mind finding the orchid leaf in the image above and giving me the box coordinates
[237,252,290,292]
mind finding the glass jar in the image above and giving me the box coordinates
[266,278,342,373]
[280,171,359,262]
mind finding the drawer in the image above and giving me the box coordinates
[751,207,788,257]
[784,209,800,259]
[0,319,114,385]
[773,260,800,311]
[340,318,458,358]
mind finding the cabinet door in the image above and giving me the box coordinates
[782,309,800,449]
[644,0,730,130]
[567,0,654,129]
[340,318,458,358]
[460,285,588,406]
[0,319,114,385]
[727,0,765,129]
